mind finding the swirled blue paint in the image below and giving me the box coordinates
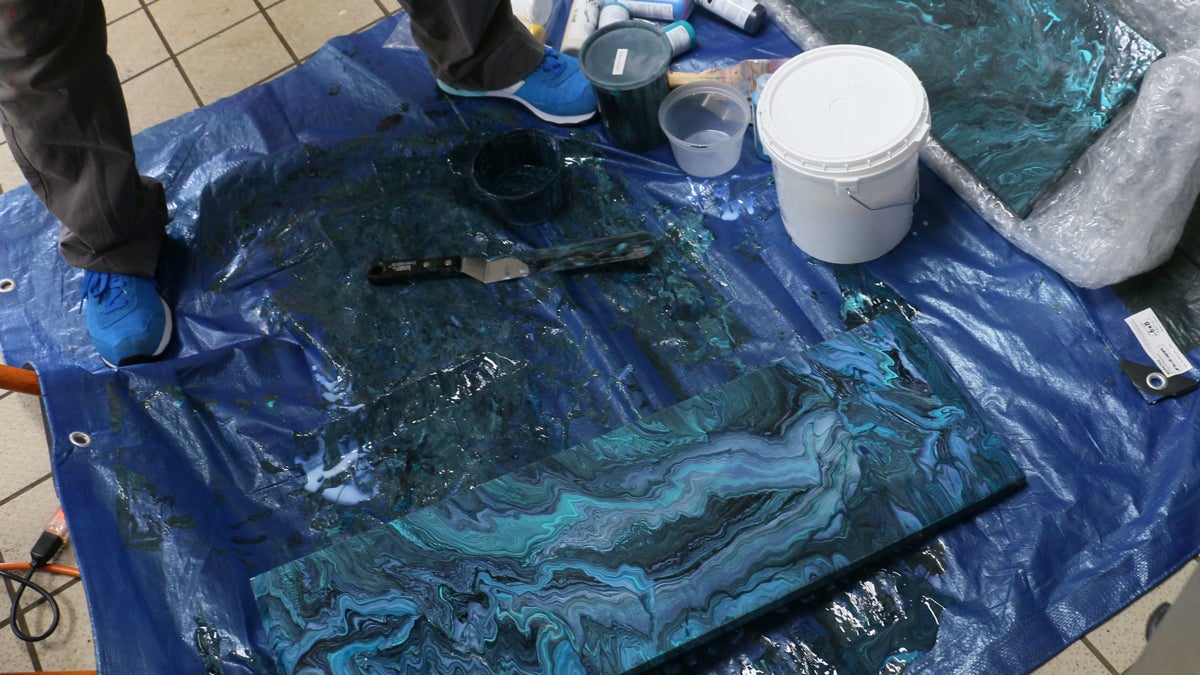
[252,314,1024,673]
[784,0,1161,217]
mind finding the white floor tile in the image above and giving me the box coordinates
[176,14,294,105]
[104,0,143,22]
[0,626,34,673]
[0,393,50,499]
[150,0,260,54]
[1031,639,1112,674]
[122,61,201,135]
[108,8,172,82]
[268,0,385,60]
[0,145,28,195]
[1085,560,1199,673]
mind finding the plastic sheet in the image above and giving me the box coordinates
[0,11,1196,675]
[1006,50,1200,289]
[1105,0,1200,53]
[763,0,1199,289]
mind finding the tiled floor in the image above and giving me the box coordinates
[0,1,1193,673]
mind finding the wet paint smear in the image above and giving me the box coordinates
[252,314,1024,674]
[194,125,810,528]
[664,548,954,674]
[784,0,1161,217]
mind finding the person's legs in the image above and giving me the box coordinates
[0,0,166,275]
[399,0,543,90]
[0,0,172,366]
[398,0,597,125]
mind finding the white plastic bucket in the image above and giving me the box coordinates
[757,45,930,264]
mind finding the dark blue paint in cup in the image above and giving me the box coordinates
[579,21,673,152]
[469,129,566,226]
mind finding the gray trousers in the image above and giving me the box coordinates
[397,0,544,91]
[0,0,539,277]
[0,0,166,278]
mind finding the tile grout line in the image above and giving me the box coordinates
[372,0,395,18]
[249,13,400,87]
[0,473,53,510]
[1081,636,1123,674]
[136,0,204,109]
[249,0,303,68]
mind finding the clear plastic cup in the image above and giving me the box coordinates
[657,81,751,177]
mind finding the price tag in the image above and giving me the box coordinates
[612,48,628,76]
[1125,308,1194,377]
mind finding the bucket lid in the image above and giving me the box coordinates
[757,45,930,177]
[579,21,673,91]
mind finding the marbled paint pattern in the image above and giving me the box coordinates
[784,0,1161,217]
[252,314,1024,674]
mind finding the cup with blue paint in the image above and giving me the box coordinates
[579,20,673,152]
[469,128,566,226]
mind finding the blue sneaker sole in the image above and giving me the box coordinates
[436,80,597,126]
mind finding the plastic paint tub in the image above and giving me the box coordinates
[470,129,566,226]
[757,45,930,264]
[579,21,673,152]
[658,81,750,177]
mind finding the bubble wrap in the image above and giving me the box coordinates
[761,0,1200,288]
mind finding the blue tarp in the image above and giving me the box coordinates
[0,11,1195,675]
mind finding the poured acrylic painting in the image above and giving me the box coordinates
[783,0,1161,217]
[252,314,1025,673]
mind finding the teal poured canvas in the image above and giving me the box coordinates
[783,0,1161,217]
[251,314,1025,673]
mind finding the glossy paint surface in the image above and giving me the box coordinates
[252,314,1024,673]
[784,0,1161,216]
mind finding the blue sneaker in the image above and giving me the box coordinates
[437,46,597,125]
[82,270,172,368]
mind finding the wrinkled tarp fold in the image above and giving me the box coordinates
[0,12,1195,675]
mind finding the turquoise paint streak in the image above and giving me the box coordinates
[785,0,1160,217]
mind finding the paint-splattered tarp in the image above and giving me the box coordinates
[0,11,1195,675]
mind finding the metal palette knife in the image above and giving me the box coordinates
[367,232,657,285]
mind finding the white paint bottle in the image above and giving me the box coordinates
[561,0,603,55]
[598,2,631,28]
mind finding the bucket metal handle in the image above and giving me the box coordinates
[843,177,921,211]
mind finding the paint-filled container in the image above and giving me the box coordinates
[757,45,930,264]
[470,129,566,226]
[579,21,673,152]
[658,81,750,177]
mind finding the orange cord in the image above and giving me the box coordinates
[0,561,80,579]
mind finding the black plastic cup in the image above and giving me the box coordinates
[469,129,566,226]
[579,21,673,152]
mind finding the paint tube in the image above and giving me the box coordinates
[622,0,692,21]
[598,2,631,28]
[694,0,765,33]
[561,0,603,55]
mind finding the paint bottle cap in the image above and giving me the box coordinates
[743,2,766,33]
